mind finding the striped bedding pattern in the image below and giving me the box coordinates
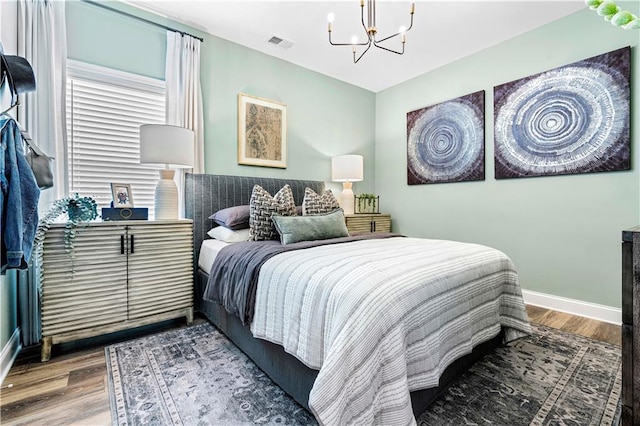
[250,237,532,426]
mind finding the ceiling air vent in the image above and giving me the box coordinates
[267,36,293,50]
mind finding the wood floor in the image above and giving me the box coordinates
[0,307,621,425]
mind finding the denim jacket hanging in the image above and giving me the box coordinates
[1,115,40,270]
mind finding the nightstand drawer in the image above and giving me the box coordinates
[345,214,391,234]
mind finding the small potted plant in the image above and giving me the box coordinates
[33,193,99,259]
[355,193,379,214]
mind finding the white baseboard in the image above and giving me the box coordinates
[0,328,21,386]
[522,290,621,325]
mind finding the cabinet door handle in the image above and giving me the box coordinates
[120,235,125,254]
[130,235,135,254]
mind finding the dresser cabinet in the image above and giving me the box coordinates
[40,220,193,361]
[345,213,391,234]
[622,227,640,425]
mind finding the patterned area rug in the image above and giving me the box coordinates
[106,322,621,425]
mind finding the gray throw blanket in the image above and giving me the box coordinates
[203,233,401,324]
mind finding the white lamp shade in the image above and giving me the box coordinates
[331,154,364,182]
[139,124,195,168]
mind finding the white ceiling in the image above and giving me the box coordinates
[128,0,586,93]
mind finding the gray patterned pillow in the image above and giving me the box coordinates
[302,188,340,216]
[249,184,297,241]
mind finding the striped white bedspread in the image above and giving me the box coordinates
[250,237,532,426]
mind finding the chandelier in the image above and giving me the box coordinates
[327,0,415,64]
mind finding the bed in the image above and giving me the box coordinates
[185,173,531,425]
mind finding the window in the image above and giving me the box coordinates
[66,60,165,218]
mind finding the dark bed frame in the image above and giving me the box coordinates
[185,173,502,417]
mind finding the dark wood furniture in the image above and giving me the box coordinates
[622,227,640,425]
[185,173,502,417]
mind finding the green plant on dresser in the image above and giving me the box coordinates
[33,193,99,259]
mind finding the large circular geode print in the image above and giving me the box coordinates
[407,91,485,185]
[494,47,630,179]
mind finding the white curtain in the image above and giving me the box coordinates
[17,0,68,210]
[165,31,204,216]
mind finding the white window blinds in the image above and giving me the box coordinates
[66,60,165,218]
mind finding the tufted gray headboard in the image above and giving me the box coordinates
[185,173,325,271]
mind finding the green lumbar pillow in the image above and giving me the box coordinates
[271,209,349,245]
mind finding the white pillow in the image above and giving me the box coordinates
[207,226,251,243]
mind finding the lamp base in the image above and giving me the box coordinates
[155,169,178,220]
[339,182,355,215]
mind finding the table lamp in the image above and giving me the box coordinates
[331,154,363,215]
[139,124,194,220]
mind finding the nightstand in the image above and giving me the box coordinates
[39,219,194,361]
[345,213,391,234]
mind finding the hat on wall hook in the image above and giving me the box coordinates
[0,42,37,105]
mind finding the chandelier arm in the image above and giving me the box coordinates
[375,32,403,44]
[372,39,405,55]
[329,31,369,46]
[354,40,373,64]
[327,0,372,47]
[375,13,414,44]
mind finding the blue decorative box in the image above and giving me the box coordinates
[102,207,148,221]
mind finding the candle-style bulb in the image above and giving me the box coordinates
[327,12,335,23]
[351,35,358,45]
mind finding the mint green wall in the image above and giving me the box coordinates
[67,1,166,80]
[201,37,375,190]
[375,6,640,308]
[0,272,17,354]
[66,1,376,194]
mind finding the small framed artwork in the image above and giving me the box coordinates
[238,93,287,168]
[110,183,134,208]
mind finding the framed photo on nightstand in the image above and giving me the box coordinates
[110,183,134,208]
